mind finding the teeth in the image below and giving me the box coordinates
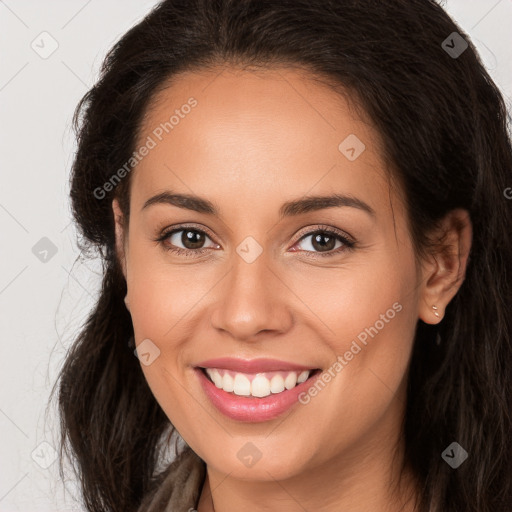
[251,374,272,397]
[233,374,251,396]
[270,374,285,393]
[297,370,309,383]
[204,368,312,397]
[284,372,297,390]
[210,370,223,388]
[223,372,234,392]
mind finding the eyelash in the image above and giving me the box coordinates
[154,224,356,259]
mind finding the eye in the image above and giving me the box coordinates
[156,225,219,258]
[291,226,355,258]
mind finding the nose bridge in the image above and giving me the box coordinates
[210,241,292,340]
[230,243,272,301]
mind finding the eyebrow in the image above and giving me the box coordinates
[141,190,376,218]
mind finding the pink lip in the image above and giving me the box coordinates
[196,357,316,373]
[195,366,321,423]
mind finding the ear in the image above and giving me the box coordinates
[112,198,128,280]
[418,209,472,324]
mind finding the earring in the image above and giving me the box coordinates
[432,305,440,318]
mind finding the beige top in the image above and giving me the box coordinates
[137,446,206,512]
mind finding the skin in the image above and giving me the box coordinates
[112,66,472,511]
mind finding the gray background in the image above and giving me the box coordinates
[1,1,511,510]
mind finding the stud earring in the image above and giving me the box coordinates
[432,305,440,318]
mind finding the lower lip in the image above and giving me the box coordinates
[195,368,321,422]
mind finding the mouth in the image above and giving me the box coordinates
[199,367,322,398]
[194,363,323,423]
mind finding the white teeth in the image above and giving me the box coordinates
[270,374,285,393]
[297,370,309,383]
[251,374,272,397]
[223,372,234,392]
[233,374,251,396]
[204,368,312,397]
[284,372,297,390]
[209,369,223,388]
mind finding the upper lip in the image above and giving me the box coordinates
[196,357,317,373]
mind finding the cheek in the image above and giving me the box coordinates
[289,274,417,463]
[126,242,205,338]
[299,247,418,398]
[295,255,415,349]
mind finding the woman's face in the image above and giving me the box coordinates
[113,67,432,481]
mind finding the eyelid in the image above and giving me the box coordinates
[293,224,355,245]
[158,223,220,248]
[157,222,218,243]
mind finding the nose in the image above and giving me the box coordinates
[209,250,294,342]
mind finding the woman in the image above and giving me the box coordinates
[54,0,512,511]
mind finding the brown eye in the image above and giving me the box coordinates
[157,226,219,257]
[177,229,207,250]
[291,227,355,258]
[310,232,338,252]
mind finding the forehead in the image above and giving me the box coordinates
[131,66,393,218]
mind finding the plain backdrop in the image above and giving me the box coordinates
[1,1,511,510]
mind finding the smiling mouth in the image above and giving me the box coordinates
[199,367,322,398]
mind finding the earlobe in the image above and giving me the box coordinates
[124,295,130,312]
[112,198,127,280]
[418,209,472,325]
